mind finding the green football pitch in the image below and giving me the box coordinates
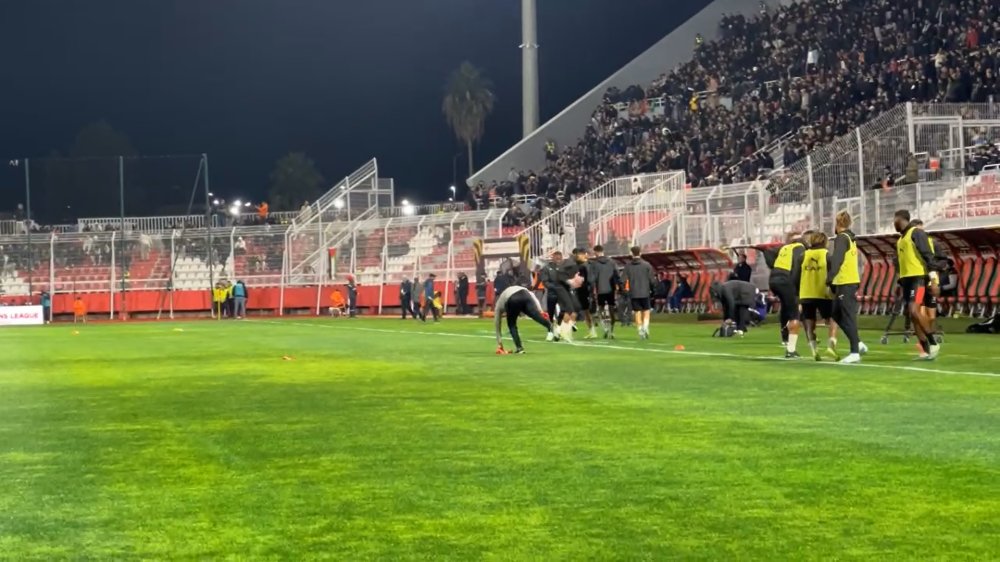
[2,316,998,560]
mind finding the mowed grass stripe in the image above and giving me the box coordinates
[1,319,998,559]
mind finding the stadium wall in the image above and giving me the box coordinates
[469,0,789,185]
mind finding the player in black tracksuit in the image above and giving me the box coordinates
[710,279,758,333]
[764,232,809,359]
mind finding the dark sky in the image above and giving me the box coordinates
[0,0,708,213]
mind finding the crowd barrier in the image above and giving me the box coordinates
[0,281,494,319]
[3,227,996,320]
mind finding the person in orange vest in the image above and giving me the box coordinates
[73,296,87,324]
[330,290,346,316]
[256,201,269,224]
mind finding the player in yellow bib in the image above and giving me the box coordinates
[827,211,868,363]
[893,210,943,360]
[798,231,840,361]
[765,231,810,359]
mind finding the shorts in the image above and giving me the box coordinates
[575,289,592,313]
[800,299,832,322]
[631,297,651,312]
[769,278,800,323]
[597,293,616,308]
[551,285,580,314]
[899,276,928,307]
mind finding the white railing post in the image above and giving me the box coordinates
[958,116,966,173]
[48,232,55,296]
[856,127,866,233]
[906,102,916,154]
[109,231,117,320]
[806,154,815,227]
[962,180,969,229]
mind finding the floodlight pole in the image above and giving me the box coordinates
[521,0,539,137]
[204,153,216,316]
[24,158,33,297]
[119,156,126,319]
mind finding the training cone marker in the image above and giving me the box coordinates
[72,331,80,336]
[675,344,685,351]
[173,328,184,332]
[282,355,294,361]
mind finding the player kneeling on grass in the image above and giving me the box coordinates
[495,285,553,355]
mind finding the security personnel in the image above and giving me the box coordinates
[827,211,866,364]
[799,231,837,361]
[893,210,941,359]
[766,231,810,358]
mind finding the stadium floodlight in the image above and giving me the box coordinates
[244,201,252,207]
[213,199,220,206]
[333,197,345,210]
[229,204,240,217]
[401,199,415,216]
[234,199,242,207]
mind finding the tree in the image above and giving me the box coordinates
[70,120,137,158]
[442,61,496,177]
[268,152,326,211]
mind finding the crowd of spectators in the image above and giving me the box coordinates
[540,0,1000,191]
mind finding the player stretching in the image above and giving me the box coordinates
[893,210,942,360]
[494,285,553,354]
[590,245,620,339]
[766,231,808,358]
[622,246,657,339]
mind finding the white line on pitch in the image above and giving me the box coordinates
[263,321,1000,380]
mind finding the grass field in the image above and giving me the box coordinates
[2,315,999,560]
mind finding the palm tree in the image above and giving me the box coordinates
[442,61,496,177]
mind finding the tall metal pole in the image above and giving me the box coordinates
[119,156,126,318]
[521,0,539,137]
[204,154,216,315]
[24,158,33,298]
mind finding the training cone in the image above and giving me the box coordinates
[72,330,80,336]
[282,355,294,361]
[173,328,184,332]
[674,344,685,351]
[496,346,508,355]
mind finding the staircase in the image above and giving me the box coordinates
[518,171,686,258]
[283,159,381,285]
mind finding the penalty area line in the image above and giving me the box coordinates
[264,321,1000,380]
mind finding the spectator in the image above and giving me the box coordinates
[232,280,249,319]
[732,253,752,282]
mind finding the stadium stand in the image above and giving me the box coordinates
[519,0,1000,193]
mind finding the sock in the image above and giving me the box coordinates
[828,337,837,350]
[642,317,650,332]
[787,334,799,353]
[919,339,930,353]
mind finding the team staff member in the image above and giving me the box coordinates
[709,279,759,333]
[766,231,810,358]
[893,210,942,359]
[540,259,561,341]
[494,284,553,354]
[799,232,839,361]
[622,246,657,339]
[827,211,867,364]
[590,245,620,339]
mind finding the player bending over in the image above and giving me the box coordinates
[495,285,554,354]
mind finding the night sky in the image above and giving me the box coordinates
[0,0,708,212]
